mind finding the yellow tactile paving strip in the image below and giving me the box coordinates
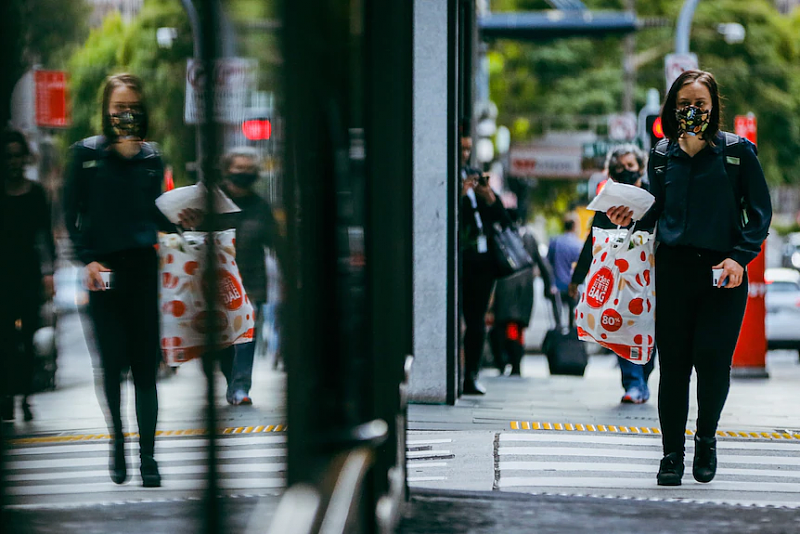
[9,424,287,445]
[509,421,800,440]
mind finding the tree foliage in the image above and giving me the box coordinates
[489,0,800,185]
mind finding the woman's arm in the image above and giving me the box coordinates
[62,145,96,265]
[729,139,772,267]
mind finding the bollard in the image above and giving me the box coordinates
[732,242,769,378]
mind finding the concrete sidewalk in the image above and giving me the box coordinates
[408,350,800,435]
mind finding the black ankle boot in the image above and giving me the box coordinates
[1,396,14,421]
[21,398,33,422]
[693,435,717,483]
[657,452,685,486]
[140,455,161,488]
[110,437,128,485]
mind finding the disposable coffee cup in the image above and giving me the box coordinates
[100,271,114,290]
[711,268,726,288]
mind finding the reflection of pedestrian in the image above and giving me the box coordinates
[570,145,656,404]
[1,130,56,422]
[64,74,176,487]
[179,148,281,405]
[547,216,582,327]
[608,70,772,487]
[459,133,512,395]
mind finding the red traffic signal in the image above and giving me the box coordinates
[242,118,272,141]
[651,116,664,139]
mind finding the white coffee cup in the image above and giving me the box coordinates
[100,271,114,290]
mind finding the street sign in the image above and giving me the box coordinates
[664,53,698,92]
[35,70,70,128]
[510,146,585,179]
[185,58,257,125]
[607,113,637,141]
[734,113,757,145]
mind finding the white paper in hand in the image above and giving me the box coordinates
[586,180,655,221]
[156,183,241,224]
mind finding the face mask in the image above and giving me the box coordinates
[612,168,642,186]
[110,111,144,139]
[675,105,711,137]
[228,172,258,188]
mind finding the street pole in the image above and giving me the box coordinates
[179,0,204,181]
[675,0,700,54]
[622,0,635,113]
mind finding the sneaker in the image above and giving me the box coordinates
[641,385,651,403]
[657,452,685,486]
[621,387,645,404]
[228,391,253,406]
[693,435,717,483]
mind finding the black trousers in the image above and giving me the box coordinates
[462,259,496,377]
[655,245,748,456]
[0,285,40,398]
[85,247,160,457]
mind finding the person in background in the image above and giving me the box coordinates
[490,207,556,376]
[64,73,177,488]
[547,215,583,327]
[608,70,771,486]
[569,144,656,404]
[1,129,56,422]
[459,130,512,395]
[179,147,281,406]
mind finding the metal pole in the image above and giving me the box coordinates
[622,0,636,113]
[675,0,700,54]
[179,0,205,181]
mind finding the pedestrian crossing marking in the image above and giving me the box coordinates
[497,431,800,508]
[509,421,800,440]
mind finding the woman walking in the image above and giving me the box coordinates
[64,74,175,487]
[608,70,771,486]
[1,130,56,422]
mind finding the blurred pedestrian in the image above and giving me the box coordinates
[569,144,656,404]
[179,147,282,405]
[608,70,772,486]
[547,215,582,327]
[64,73,177,487]
[460,131,512,395]
[1,129,56,422]
[490,209,556,376]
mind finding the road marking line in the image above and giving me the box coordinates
[407,476,447,482]
[497,447,800,466]
[497,477,800,493]
[508,422,798,440]
[406,439,453,445]
[10,425,288,445]
[499,433,800,451]
[6,463,288,482]
[499,461,800,479]
[5,478,286,497]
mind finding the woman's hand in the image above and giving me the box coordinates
[43,275,55,299]
[606,206,634,227]
[713,258,744,288]
[85,262,111,292]
[178,208,205,230]
[474,182,496,204]
[567,283,578,300]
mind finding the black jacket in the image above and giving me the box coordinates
[459,191,512,265]
[639,132,772,267]
[63,136,173,264]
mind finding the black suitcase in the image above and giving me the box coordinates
[542,294,587,376]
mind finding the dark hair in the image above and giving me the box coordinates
[2,129,32,157]
[660,70,721,142]
[605,144,646,177]
[563,218,576,233]
[101,73,149,140]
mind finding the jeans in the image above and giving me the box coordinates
[220,302,261,399]
[619,351,656,392]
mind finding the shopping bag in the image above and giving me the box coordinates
[158,230,255,366]
[574,225,655,364]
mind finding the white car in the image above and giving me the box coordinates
[765,268,800,356]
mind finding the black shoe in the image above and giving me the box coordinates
[463,376,486,395]
[22,399,33,422]
[693,435,717,483]
[110,438,128,484]
[657,452,685,486]
[1,397,14,421]
[510,365,521,376]
[140,455,162,488]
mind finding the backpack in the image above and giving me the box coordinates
[650,132,749,227]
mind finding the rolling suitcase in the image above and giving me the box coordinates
[542,294,587,376]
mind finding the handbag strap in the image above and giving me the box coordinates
[465,188,485,234]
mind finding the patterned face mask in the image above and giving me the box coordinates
[675,105,711,137]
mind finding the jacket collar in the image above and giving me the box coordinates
[667,131,725,157]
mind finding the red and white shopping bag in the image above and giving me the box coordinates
[575,226,655,364]
[158,230,255,366]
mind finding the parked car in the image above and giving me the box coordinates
[780,232,800,271]
[765,268,800,357]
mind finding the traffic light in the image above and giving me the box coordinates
[645,114,664,150]
[242,118,272,141]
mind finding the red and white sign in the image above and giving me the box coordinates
[35,70,70,128]
[185,58,256,125]
[664,53,698,92]
[607,113,637,141]
[734,113,757,145]
[509,147,584,179]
